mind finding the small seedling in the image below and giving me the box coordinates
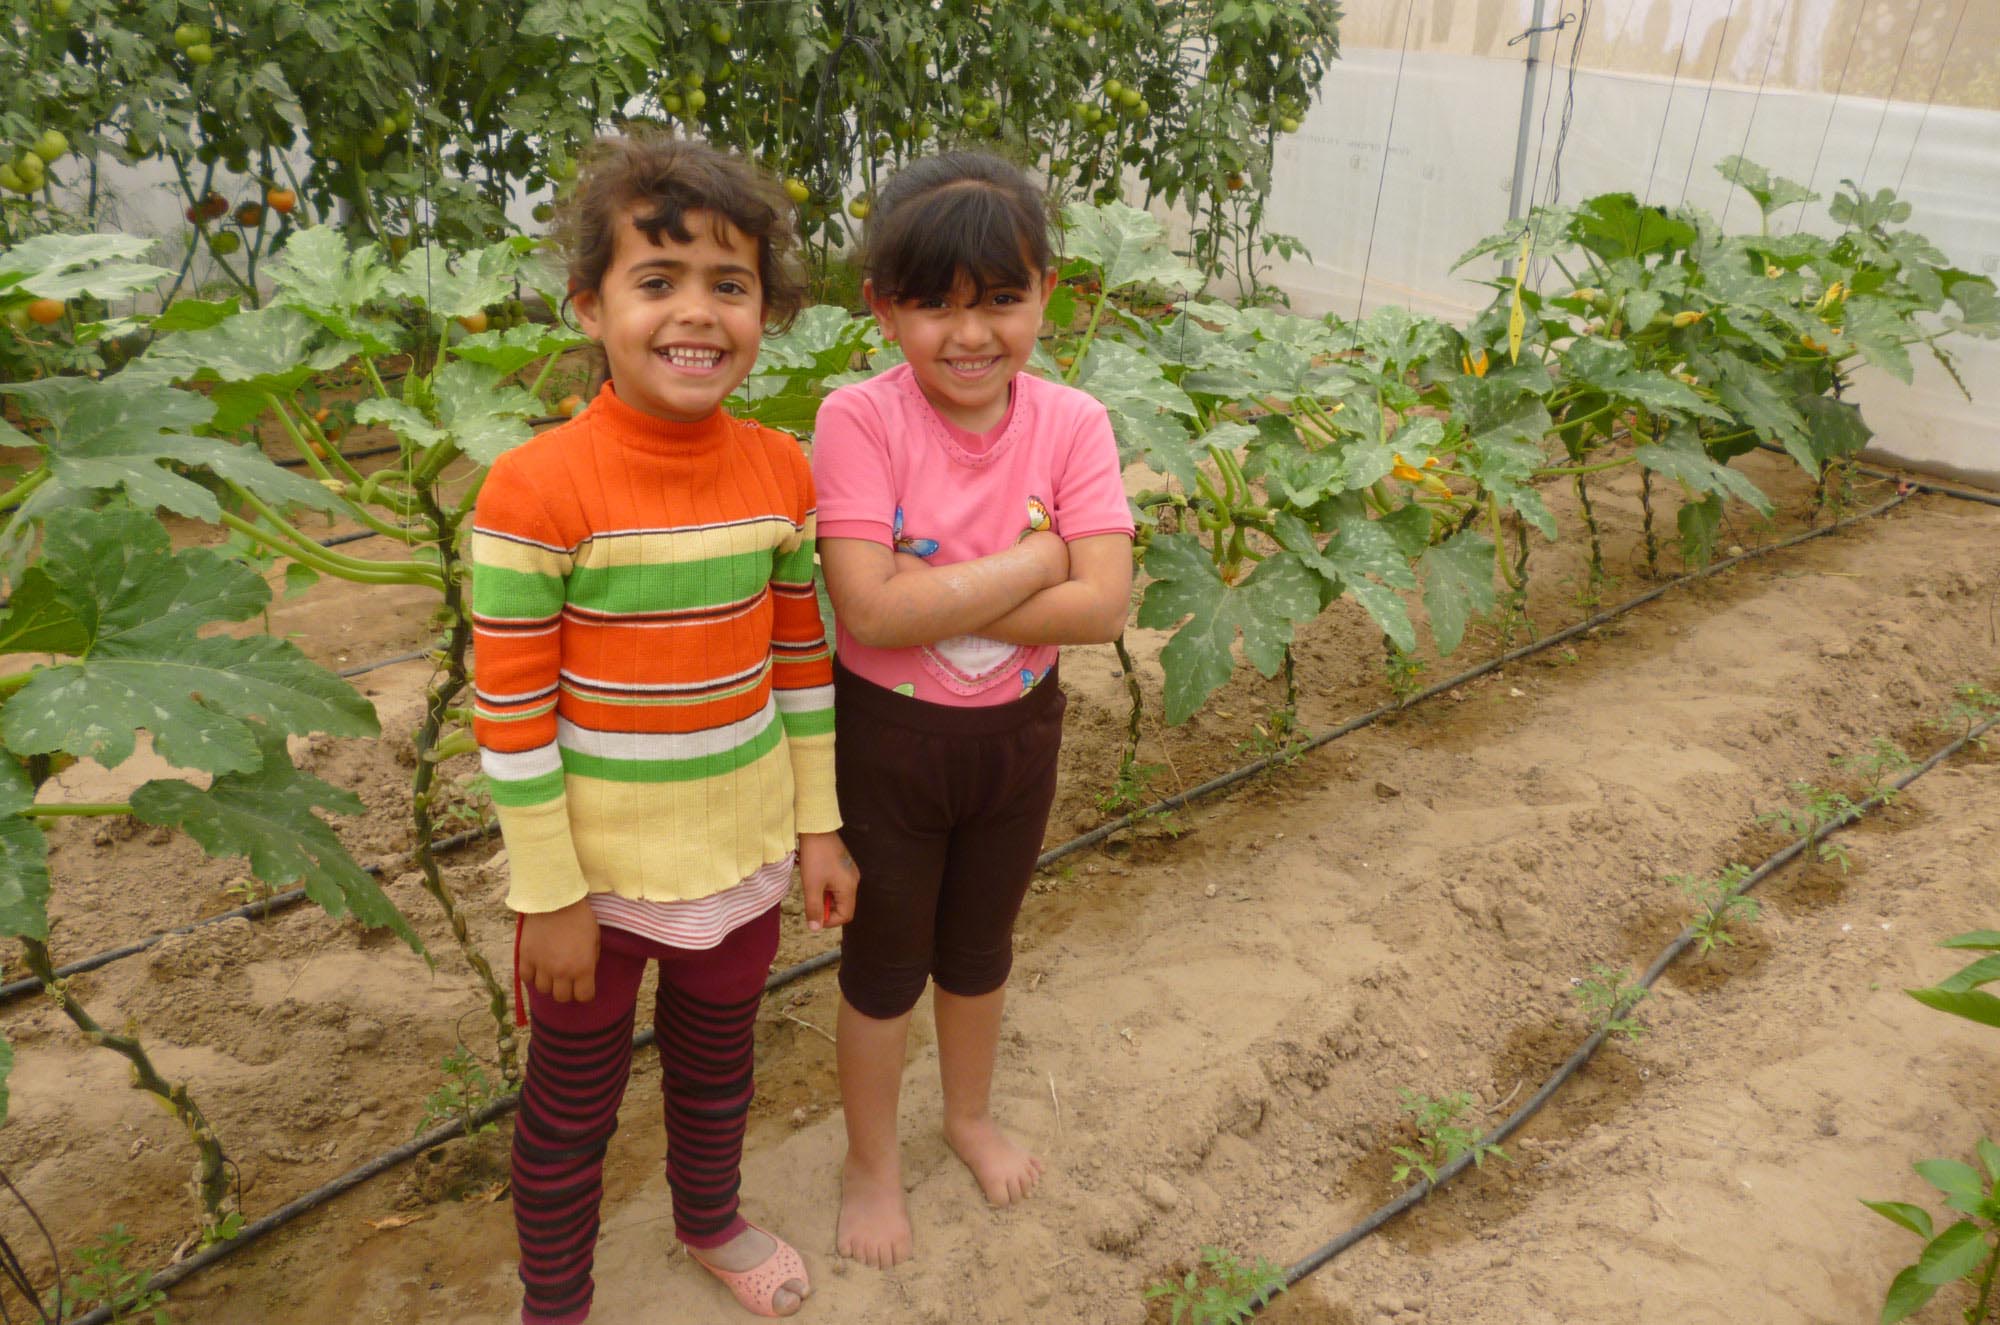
[1834,738,1917,795]
[1383,646,1426,703]
[415,1046,500,1139]
[436,774,496,832]
[221,876,276,907]
[1571,964,1649,1041]
[1234,707,1305,764]
[1143,1246,1285,1325]
[1098,759,1165,817]
[1759,779,1860,839]
[1669,864,1761,956]
[53,1225,171,1324]
[1925,684,2000,751]
[1389,1088,1508,1186]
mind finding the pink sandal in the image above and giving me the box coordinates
[690,1221,811,1318]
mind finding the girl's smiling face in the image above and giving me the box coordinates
[868,264,1058,434]
[572,208,764,423]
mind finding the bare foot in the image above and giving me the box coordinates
[689,1224,808,1316]
[838,1154,914,1268]
[944,1115,1043,1207]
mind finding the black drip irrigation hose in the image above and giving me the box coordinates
[1249,708,2000,1314]
[52,489,1923,1317]
[0,822,500,1006]
[1753,442,2000,509]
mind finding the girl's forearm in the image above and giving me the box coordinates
[833,540,1057,649]
[972,579,1128,646]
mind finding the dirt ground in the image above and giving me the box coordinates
[3,450,1998,1324]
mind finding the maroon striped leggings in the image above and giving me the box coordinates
[512,908,779,1325]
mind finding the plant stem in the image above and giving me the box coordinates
[20,937,236,1236]
[0,468,51,513]
[408,484,519,1085]
[19,803,132,818]
[1112,633,1144,774]
[1574,475,1604,587]
[1640,466,1659,576]
[1535,455,1635,479]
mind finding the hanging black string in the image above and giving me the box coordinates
[1351,0,1416,322]
[1894,0,1971,196]
[1677,0,1739,206]
[1642,2,1699,206]
[1538,0,1591,211]
[1718,0,1790,231]
[1518,6,1572,290]
[1857,0,1924,190]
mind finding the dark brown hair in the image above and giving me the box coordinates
[864,151,1053,303]
[554,135,806,332]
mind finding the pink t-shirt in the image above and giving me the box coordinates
[813,362,1136,706]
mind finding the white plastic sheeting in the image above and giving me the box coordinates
[1261,0,2000,486]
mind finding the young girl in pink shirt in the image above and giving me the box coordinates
[811,151,1136,1267]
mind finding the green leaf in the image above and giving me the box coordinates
[432,361,538,466]
[131,728,417,952]
[1906,987,2000,1029]
[0,375,343,525]
[1715,156,1818,218]
[1136,535,1321,724]
[1929,953,2000,994]
[1571,193,1696,261]
[1634,424,1772,516]
[384,241,523,319]
[1560,337,1731,423]
[1862,1201,1934,1240]
[0,568,92,657]
[1275,511,1417,652]
[1841,297,1913,383]
[1677,493,1724,568]
[1913,1221,1987,1285]
[268,226,390,313]
[1978,1138,2000,1185]
[0,232,169,302]
[1711,356,1812,463]
[148,297,241,334]
[0,507,377,776]
[751,305,870,375]
[1795,394,1872,465]
[143,304,358,393]
[1419,530,1495,657]
[1942,931,2000,950]
[1466,435,1557,539]
[1917,1160,1989,1206]
[0,816,50,942]
[1072,340,1200,488]
[1879,1265,1938,1323]
[1061,201,1204,294]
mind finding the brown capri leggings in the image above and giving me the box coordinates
[833,659,1066,1020]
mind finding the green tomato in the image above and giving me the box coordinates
[1278,116,1301,133]
[1132,98,1150,118]
[361,130,387,156]
[209,230,241,255]
[394,104,414,131]
[173,23,205,49]
[531,201,555,223]
[48,0,71,17]
[847,198,870,220]
[1118,87,1141,108]
[377,114,399,138]
[683,70,704,89]
[6,305,32,332]
[714,60,735,79]
[33,129,68,162]
[14,152,44,184]
[1103,78,1124,99]
[706,21,730,43]
[784,177,810,205]
[0,164,25,195]
[685,88,707,111]
[661,91,683,113]
[186,42,214,65]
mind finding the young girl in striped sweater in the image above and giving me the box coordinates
[471,137,856,1322]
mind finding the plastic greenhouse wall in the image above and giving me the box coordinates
[1261,0,2000,487]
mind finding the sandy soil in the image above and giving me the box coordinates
[2,452,1997,1324]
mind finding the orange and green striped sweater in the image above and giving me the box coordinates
[469,384,837,914]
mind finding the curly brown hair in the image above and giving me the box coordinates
[552,135,806,333]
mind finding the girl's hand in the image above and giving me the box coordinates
[519,897,601,1003]
[799,831,860,932]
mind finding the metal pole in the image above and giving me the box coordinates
[1503,0,1548,276]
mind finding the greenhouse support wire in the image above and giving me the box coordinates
[47,491,1920,1318]
[1248,706,2000,1314]
[0,490,1917,1011]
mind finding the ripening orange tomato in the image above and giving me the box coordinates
[26,297,65,325]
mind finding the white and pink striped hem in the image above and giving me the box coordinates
[587,853,795,950]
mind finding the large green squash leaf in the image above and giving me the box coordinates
[0,507,377,776]
[1061,201,1203,295]
[1419,529,1496,656]
[1136,535,1321,724]
[131,727,418,952]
